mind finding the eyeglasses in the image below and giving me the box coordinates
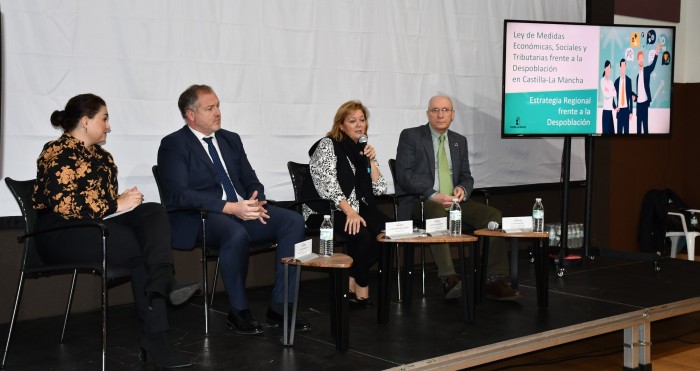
[427,108,453,114]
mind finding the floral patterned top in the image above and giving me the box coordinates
[33,133,119,220]
[303,137,386,220]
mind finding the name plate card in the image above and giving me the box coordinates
[501,216,533,233]
[425,217,448,234]
[293,239,318,262]
[385,220,414,238]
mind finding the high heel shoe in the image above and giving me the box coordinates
[347,292,372,308]
[139,331,191,368]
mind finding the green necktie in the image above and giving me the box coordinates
[437,134,453,196]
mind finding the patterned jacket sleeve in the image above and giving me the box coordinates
[309,138,347,208]
[371,159,387,195]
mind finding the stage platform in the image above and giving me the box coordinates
[2,253,700,370]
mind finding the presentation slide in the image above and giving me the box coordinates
[502,21,674,136]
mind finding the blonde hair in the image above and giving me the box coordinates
[327,100,370,141]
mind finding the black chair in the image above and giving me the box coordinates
[287,161,397,305]
[151,165,277,333]
[151,165,216,333]
[2,178,131,371]
[286,161,339,238]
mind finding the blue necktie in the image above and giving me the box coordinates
[203,137,238,201]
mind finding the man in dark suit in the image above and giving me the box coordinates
[157,84,309,335]
[395,95,520,301]
[613,59,636,134]
[635,43,662,134]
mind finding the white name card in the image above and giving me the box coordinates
[425,217,448,234]
[293,239,318,262]
[501,216,533,233]
[385,220,413,237]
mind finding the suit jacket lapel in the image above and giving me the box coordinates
[448,129,462,185]
[217,135,237,180]
[183,127,218,178]
[421,124,435,181]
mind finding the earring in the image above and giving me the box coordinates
[84,125,88,133]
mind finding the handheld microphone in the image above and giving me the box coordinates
[358,135,370,174]
[487,221,499,231]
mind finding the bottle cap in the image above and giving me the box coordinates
[324,215,330,219]
[536,198,542,202]
[452,198,458,202]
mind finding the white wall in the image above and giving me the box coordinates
[0,0,587,217]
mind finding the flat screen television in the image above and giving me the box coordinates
[502,20,675,137]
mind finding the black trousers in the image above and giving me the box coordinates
[333,206,388,287]
[35,203,174,333]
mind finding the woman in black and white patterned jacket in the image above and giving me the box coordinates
[302,100,388,307]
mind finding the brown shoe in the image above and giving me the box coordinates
[485,278,522,301]
[440,274,462,299]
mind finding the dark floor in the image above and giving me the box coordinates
[3,251,700,370]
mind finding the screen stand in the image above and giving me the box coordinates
[583,136,594,259]
[550,136,583,277]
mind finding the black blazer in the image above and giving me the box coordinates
[394,123,474,220]
[157,125,265,249]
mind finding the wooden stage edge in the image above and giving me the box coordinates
[391,297,700,371]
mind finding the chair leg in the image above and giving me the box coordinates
[60,270,79,343]
[669,236,680,258]
[101,268,107,371]
[283,263,290,346]
[201,249,210,334]
[2,272,26,369]
[687,237,696,261]
[421,247,426,296]
[210,259,220,307]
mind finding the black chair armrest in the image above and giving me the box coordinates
[267,199,293,208]
[286,198,336,212]
[165,207,208,220]
[375,194,395,203]
[471,188,490,204]
[389,193,426,206]
[19,221,109,242]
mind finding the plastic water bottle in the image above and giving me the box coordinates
[532,198,544,233]
[319,215,334,256]
[547,224,557,247]
[449,198,462,235]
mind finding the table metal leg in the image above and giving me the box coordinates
[283,263,289,346]
[290,265,302,345]
[378,241,393,324]
[330,268,349,352]
[479,237,490,303]
[533,238,549,308]
[461,242,475,323]
[283,263,302,346]
[395,244,402,302]
[402,244,414,310]
[510,238,519,290]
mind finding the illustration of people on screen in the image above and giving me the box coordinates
[635,42,662,134]
[613,59,636,134]
[600,60,616,134]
